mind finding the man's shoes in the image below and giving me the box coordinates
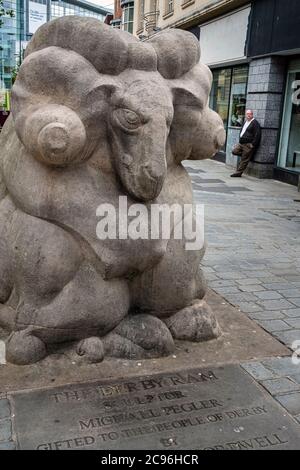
[230,173,242,177]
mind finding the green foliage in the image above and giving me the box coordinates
[11,50,23,83]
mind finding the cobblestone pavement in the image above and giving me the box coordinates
[185,158,300,420]
[242,358,300,424]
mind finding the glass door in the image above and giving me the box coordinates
[210,66,248,152]
[226,66,248,157]
[210,68,231,150]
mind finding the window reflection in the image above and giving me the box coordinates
[287,72,300,170]
[122,2,134,33]
[210,65,249,150]
[229,66,248,128]
[210,68,231,131]
[51,1,105,21]
[279,67,300,173]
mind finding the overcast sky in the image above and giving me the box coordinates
[89,0,114,11]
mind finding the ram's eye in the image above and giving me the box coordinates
[113,108,142,131]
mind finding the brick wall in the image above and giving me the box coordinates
[114,0,122,20]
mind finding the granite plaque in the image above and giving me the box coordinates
[11,365,300,450]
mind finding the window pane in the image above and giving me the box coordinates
[286,72,300,170]
[279,69,300,172]
[210,69,231,131]
[228,66,248,128]
[129,7,134,22]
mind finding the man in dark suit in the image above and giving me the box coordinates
[231,110,261,177]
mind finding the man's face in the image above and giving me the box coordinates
[246,111,253,121]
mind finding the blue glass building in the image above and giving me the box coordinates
[0,0,112,118]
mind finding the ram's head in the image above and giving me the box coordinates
[11,17,225,202]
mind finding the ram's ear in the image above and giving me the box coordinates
[168,105,202,164]
[78,80,120,149]
[189,107,226,161]
[170,62,212,110]
[172,87,204,110]
[84,81,119,116]
[169,84,204,164]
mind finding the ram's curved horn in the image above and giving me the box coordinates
[148,29,201,79]
[12,46,100,117]
[25,16,138,76]
[18,104,87,166]
[11,46,118,166]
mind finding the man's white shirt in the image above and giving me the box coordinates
[240,118,254,137]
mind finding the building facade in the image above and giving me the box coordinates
[112,0,134,34]
[247,0,300,185]
[111,0,122,29]
[0,0,112,126]
[50,0,109,21]
[133,0,300,186]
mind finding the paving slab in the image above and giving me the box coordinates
[290,374,300,384]
[283,309,300,318]
[239,285,266,293]
[260,357,300,377]
[276,392,300,417]
[248,311,286,321]
[0,399,10,419]
[285,319,300,329]
[277,289,300,298]
[257,300,296,311]
[241,362,278,381]
[192,177,225,184]
[10,364,300,450]
[261,378,300,395]
[193,186,234,194]
[273,330,300,347]
[256,320,291,332]
[255,292,283,300]
[0,419,12,442]
[0,441,15,450]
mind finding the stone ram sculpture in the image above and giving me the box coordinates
[0,17,225,364]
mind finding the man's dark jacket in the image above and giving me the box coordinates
[239,119,261,148]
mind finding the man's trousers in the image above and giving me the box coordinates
[232,143,255,174]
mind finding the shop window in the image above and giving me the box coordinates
[210,68,231,134]
[111,19,121,29]
[122,3,134,34]
[287,74,300,170]
[278,65,300,173]
[228,66,248,129]
[210,65,248,151]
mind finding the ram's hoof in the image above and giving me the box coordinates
[76,337,105,363]
[103,314,175,359]
[6,329,47,365]
[164,300,221,342]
